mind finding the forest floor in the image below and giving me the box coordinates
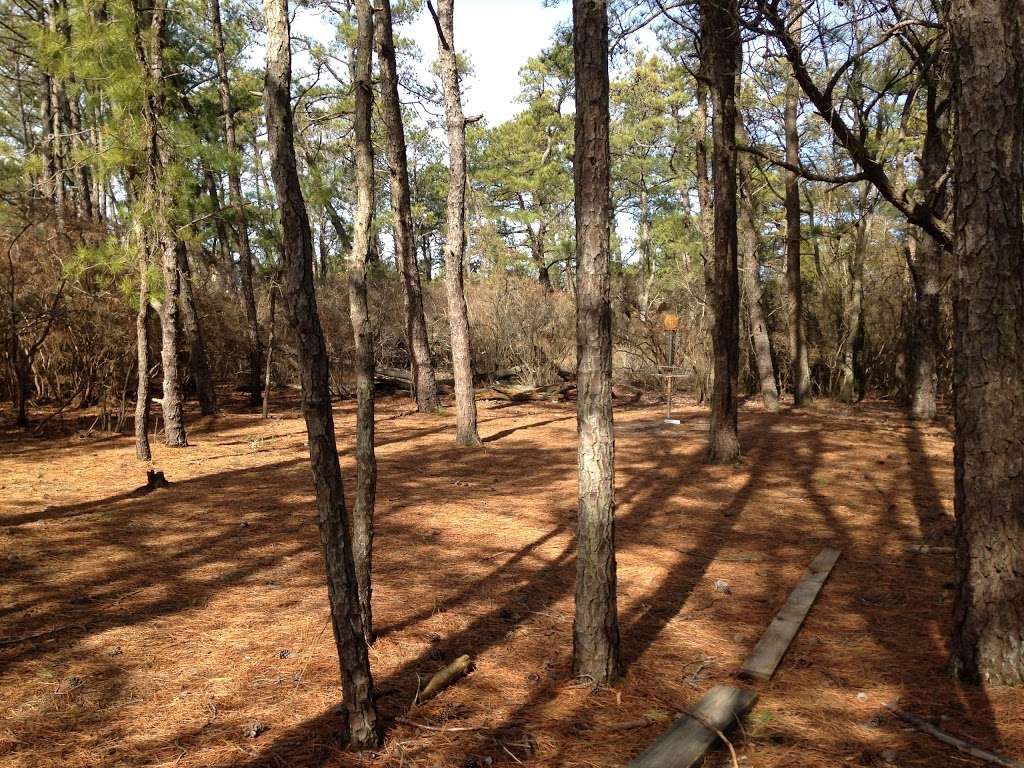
[2,390,1022,768]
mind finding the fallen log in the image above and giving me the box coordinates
[490,383,568,402]
[416,654,473,705]
[612,383,644,403]
[478,365,526,383]
[375,367,454,392]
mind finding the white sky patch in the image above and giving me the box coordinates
[406,0,569,125]
[291,0,569,127]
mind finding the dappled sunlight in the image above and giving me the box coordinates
[1,395,1019,767]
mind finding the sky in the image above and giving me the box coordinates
[293,0,571,127]
[403,0,570,125]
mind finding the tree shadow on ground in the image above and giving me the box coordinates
[0,398,1005,768]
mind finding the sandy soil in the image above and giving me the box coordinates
[2,391,1022,768]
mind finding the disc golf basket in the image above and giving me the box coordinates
[658,312,685,425]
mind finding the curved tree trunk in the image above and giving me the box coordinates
[435,0,481,447]
[176,242,217,415]
[737,120,779,412]
[262,0,380,744]
[785,0,811,405]
[571,0,621,686]
[703,0,741,464]
[376,5,438,413]
[210,0,262,406]
[949,0,1024,686]
[349,0,378,644]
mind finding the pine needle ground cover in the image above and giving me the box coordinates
[2,394,1021,767]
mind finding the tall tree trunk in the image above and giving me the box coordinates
[158,238,187,446]
[571,0,621,685]
[839,197,870,403]
[210,0,263,406]
[13,355,30,429]
[135,246,152,461]
[204,170,236,288]
[129,0,186,448]
[435,0,481,447]
[949,0,1024,685]
[695,80,715,310]
[262,281,276,419]
[529,224,553,292]
[907,55,952,421]
[45,0,67,227]
[907,235,942,418]
[376,3,438,412]
[703,0,742,464]
[637,180,655,320]
[262,0,380,743]
[349,0,377,645]
[40,75,58,210]
[67,89,95,220]
[785,0,811,405]
[176,242,217,415]
[737,125,779,412]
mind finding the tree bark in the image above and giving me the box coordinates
[262,281,276,419]
[435,0,481,447]
[907,53,952,421]
[129,0,186,448]
[375,3,438,412]
[262,0,380,743]
[637,180,655,320]
[349,0,378,644]
[839,194,870,403]
[695,79,715,311]
[571,0,621,685]
[158,238,187,446]
[176,242,217,415]
[703,0,742,464]
[210,0,263,406]
[778,0,811,409]
[737,125,779,412]
[949,0,1024,685]
[135,245,152,461]
[784,0,811,406]
[907,235,942,419]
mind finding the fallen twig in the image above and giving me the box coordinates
[603,718,660,731]
[395,716,488,733]
[884,702,1024,768]
[906,544,954,554]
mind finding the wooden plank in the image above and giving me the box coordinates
[628,685,757,768]
[739,547,841,681]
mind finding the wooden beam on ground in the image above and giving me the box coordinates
[739,547,841,681]
[628,685,757,768]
